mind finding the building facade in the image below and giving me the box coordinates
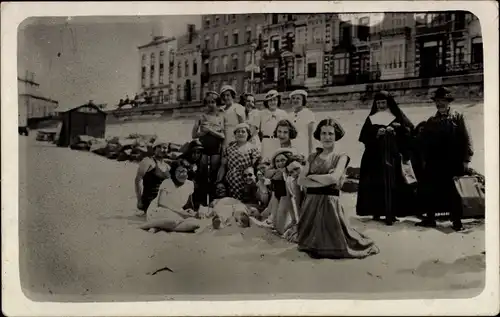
[176,24,202,102]
[199,13,266,96]
[138,36,177,104]
[18,71,59,120]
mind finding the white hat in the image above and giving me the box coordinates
[220,85,236,96]
[205,90,220,98]
[290,89,308,98]
[265,89,280,101]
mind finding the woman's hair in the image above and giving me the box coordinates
[313,118,346,141]
[203,93,221,107]
[233,126,253,141]
[286,154,307,167]
[169,159,191,183]
[263,95,282,109]
[241,93,255,116]
[369,91,414,129]
[272,151,294,168]
[273,119,298,139]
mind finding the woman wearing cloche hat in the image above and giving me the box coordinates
[219,85,247,149]
[255,89,289,160]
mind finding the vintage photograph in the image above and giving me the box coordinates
[17,9,487,303]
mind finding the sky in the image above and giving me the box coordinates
[18,16,201,108]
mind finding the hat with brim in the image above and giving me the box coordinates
[220,85,236,96]
[234,122,250,132]
[271,147,296,164]
[265,89,280,101]
[431,87,454,102]
[205,91,220,98]
[289,89,308,99]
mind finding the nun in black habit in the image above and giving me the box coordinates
[356,91,416,225]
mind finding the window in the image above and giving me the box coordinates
[150,53,156,67]
[141,66,146,87]
[212,57,220,73]
[272,13,279,24]
[222,55,228,72]
[215,15,220,26]
[231,14,236,22]
[340,22,351,44]
[177,85,182,101]
[256,24,262,37]
[192,82,197,99]
[245,51,252,65]
[185,60,189,76]
[245,26,252,43]
[224,15,230,24]
[192,60,198,75]
[158,90,164,104]
[454,12,466,30]
[177,62,182,78]
[471,37,483,64]
[265,67,275,81]
[204,36,210,49]
[204,17,210,29]
[214,33,220,49]
[333,53,349,75]
[141,54,146,64]
[233,29,239,45]
[159,51,165,84]
[231,78,237,90]
[312,27,321,43]
[150,53,155,86]
[358,17,370,41]
[287,14,294,21]
[232,54,239,71]
[296,27,306,45]
[224,31,229,46]
[307,62,317,78]
[271,36,280,53]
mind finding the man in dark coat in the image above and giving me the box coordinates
[416,87,474,231]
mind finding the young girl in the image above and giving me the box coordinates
[262,148,296,234]
[241,166,271,218]
[282,155,306,243]
[220,85,246,149]
[191,92,225,206]
[298,118,380,259]
[274,119,298,149]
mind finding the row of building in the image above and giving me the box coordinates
[137,11,483,105]
[18,71,59,122]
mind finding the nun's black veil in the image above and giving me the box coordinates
[359,91,414,143]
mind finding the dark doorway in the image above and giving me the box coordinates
[420,45,439,78]
[185,79,192,102]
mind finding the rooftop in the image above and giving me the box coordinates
[138,36,176,50]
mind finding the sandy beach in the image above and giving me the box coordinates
[19,104,485,302]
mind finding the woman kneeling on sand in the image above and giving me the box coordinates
[297,118,380,259]
[139,159,201,234]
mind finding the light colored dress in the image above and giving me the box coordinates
[222,103,246,149]
[288,107,318,157]
[298,151,380,259]
[247,109,262,149]
[257,108,288,160]
[147,178,195,223]
[263,169,296,236]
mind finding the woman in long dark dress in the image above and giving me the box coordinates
[297,118,379,259]
[356,91,415,225]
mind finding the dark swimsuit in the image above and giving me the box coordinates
[140,159,167,211]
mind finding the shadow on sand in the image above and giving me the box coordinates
[397,254,486,278]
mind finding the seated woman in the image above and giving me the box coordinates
[139,159,201,234]
[134,139,171,216]
[282,155,307,242]
[262,148,297,235]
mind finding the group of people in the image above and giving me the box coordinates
[133,84,474,260]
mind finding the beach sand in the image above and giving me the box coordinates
[18,103,485,301]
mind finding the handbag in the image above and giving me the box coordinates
[454,176,485,218]
[400,155,417,185]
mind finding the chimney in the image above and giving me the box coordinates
[187,24,195,44]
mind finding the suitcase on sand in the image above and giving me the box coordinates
[454,175,485,219]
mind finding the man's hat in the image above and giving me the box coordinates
[431,87,454,102]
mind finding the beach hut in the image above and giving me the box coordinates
[55,102,107,147]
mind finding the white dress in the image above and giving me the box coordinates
[222,103,246,149]
[147,179,195,223]
[288,107,318,157]
[257,108,288,160]
[247,109,261,149]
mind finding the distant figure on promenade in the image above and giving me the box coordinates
[220,85,246,149]
[217,123,261,200]
[288,90,317,157]
[140,159,200,233]
[191,91,226,205]
[134,140,171,215]
[255,90,288,160]
[298,118,380,259]
[416,87,474,231]
[356,91,416,226]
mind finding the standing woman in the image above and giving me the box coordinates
[217,123,261,200]
[288,90,317,157]
[220,85,246,149]
[257,90,288,160]
[356,91,415,225]
[298,118,380,259]
[243,93,262,149]
[134,140,171,215]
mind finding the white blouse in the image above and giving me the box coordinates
[147,179,194,222]
[257,108,289,137]
[222,103,246,145]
